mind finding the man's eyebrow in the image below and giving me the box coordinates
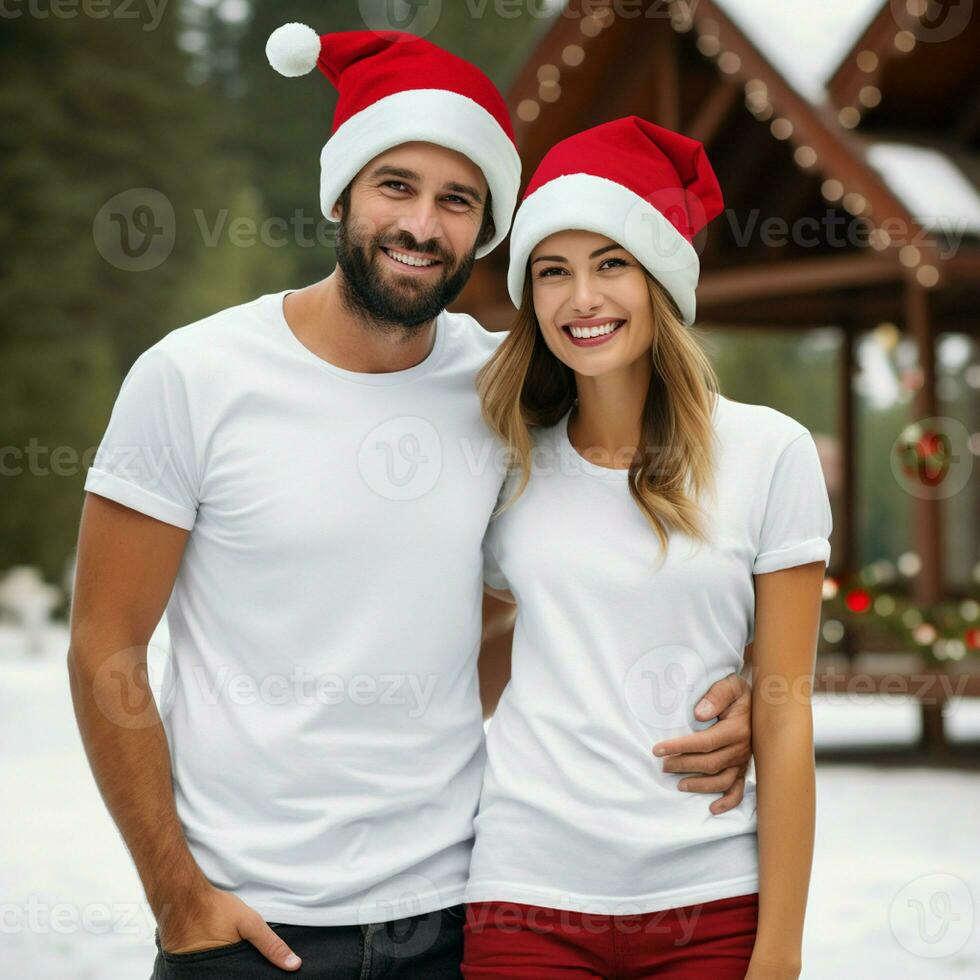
[368,166,484,204]
[531,243,623,264]
[368,165,419,182]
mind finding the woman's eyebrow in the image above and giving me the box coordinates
[531,243,623,264]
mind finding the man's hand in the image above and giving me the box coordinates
[157,883,301,969]
[651,672,752,814]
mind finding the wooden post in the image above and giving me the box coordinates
[838,319,858,664]
[905,279,946,753]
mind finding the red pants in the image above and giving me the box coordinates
[461,892,758,979]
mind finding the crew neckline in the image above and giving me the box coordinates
[557,393,723,481]
[269,289,449,386]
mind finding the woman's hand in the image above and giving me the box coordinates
[651,672,752,814]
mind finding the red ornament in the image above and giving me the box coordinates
[896,427,951,488]
[966,628,980,650]
[845,588,872,613]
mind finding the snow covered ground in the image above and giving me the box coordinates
[3,624,978,978]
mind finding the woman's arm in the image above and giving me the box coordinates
[746,559,825,979]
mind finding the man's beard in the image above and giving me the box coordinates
[334,213,476,332]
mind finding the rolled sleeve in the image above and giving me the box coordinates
[753,431,833,575]
[83,346,201,530]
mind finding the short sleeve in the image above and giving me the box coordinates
[482,518,510,591]
[752,431,832,574]
[83,346,200,530]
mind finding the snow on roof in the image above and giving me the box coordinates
[713,0,885,103]
[865,142,980,237]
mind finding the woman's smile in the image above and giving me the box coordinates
[561,316,626,347]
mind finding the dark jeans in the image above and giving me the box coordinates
[151,904,465,978]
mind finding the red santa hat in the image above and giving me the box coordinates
[507,116,724,324]
[266,23,521,258]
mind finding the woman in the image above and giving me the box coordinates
[462,117,832,979]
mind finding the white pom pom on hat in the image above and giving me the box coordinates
[266,22,321,77]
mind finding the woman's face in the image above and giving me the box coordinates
[529,229,656,377]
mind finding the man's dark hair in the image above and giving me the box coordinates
[334,182,495,252]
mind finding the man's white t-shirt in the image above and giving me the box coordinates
[465,393,833,914]
[84,289,508,925]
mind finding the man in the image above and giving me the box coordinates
[67,24,753,978]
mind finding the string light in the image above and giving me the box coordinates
[671,1,694,32]
[770,117,793,140]
[894,30,916,52]
[856,50,879,72]
[859,85,882,107]
[794,145,817,168]
[539,83,561,104]
[821,179,844,202]
[869,228,891,250]
[718,51,741,74]
[516,99,539,122]
[696,34,721,56]
[899,245,921,267]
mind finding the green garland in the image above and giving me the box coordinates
[820,567,980,666]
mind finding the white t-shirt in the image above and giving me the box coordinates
[84,289,508,925]
[465,393,832,914]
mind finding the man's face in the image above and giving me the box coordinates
[332,142,489,329]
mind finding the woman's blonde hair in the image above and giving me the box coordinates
[477,269,721,560]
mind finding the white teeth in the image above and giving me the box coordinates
[568,321,622,339]
[385,248,437,267]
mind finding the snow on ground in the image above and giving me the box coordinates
[2,624,978,978]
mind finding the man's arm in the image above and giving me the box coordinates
[67,494,301,970]
[477,588,516,720]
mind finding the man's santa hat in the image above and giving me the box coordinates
[266,23,521,258]
[507,116,724,324]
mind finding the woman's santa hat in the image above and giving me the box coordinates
[266,23,521,258]
[507,116,724,324]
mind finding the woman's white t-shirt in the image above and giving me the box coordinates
[465,393,833,914]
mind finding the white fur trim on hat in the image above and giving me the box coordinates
[319,88,521,259]
[506,172,702,324]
